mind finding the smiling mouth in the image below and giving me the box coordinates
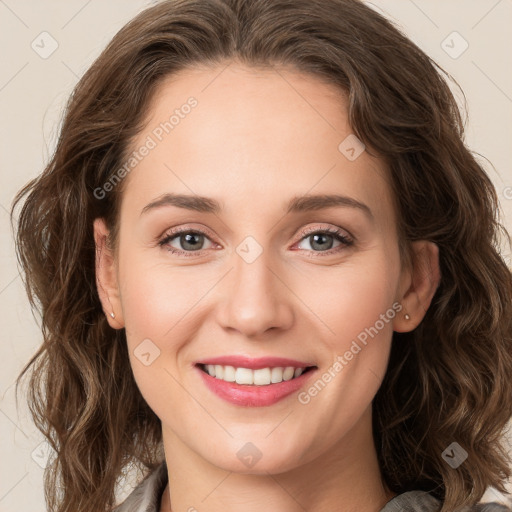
[197,363,316,386]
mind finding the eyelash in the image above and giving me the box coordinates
[158,225,354,258]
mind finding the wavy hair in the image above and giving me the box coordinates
[11,0,512,511]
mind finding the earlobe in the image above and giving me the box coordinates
[393,241,441,333]
[93,218,124,329]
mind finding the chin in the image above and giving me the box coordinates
[201,439,312,476]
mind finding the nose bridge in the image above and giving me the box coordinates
[217,238,294,338]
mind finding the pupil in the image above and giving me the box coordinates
[182,233,202,250]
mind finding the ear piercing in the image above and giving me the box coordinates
[106,295,116,319]
[404,313,410,320]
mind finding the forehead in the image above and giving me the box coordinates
[120,63,395,226]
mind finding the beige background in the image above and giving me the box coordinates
[1,0,511,510]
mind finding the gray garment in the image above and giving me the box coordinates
[381,490,510,512]
[113,462,168,512]
[114,461,511,512]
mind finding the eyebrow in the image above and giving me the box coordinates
[140,193,373,220]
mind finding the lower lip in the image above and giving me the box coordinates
[196,366,317,407]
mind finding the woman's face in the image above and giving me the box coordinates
[97,63,417,474]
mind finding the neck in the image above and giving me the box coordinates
[159,407,395,512]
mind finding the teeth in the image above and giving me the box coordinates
[203,364,308,386]
[223,365,236,382]
[214,365,224,379]
[235,367,253,385]
[254,368,271,385]
[283,367,295,381]
[271,367,283,383]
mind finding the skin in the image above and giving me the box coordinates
[94,62,440,512]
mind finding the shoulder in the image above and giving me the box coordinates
[380,491,511,512]
[113,461,168,512]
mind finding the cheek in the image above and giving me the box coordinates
[117,255,204,414]
[300,254,400,347]
[118,249,209,338]
[117,248,219,400]
[297,252,401,411]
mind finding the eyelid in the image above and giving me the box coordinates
[158,223,217,243]
[296,224,353,241]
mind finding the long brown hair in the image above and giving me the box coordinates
[11,1,512,511]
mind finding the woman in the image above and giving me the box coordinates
[12,0,512,511]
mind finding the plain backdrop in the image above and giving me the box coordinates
[1,0,511,510]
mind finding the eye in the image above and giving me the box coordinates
[294,226,353,256]
[158,227,215,256]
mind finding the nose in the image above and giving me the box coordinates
[216,248,294,339]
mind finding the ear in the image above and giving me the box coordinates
[93,218,124,329]
[393,240,441,333]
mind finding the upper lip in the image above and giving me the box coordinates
[195,355,316,370]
